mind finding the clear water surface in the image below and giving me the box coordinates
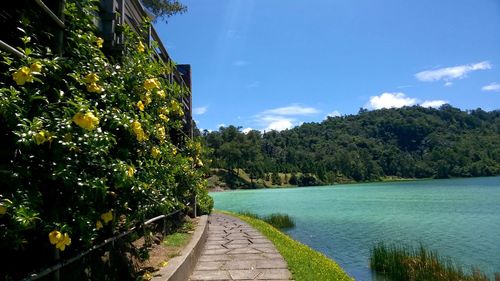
[211,177,500,281]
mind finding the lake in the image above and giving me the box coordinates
[211,177,500,280]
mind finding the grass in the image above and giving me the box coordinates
[220,210,353,281]
[370,243,496,281]
[163,232,190,247]
[238,212,295,229]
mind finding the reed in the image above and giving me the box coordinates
[370,243,492,281]
[237,212,295,229]
[263,213,295,229]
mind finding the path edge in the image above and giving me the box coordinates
[152,214,209,281]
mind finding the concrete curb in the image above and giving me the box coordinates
[152,215,209,281]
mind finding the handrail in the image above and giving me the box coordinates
[34,0,66,29]
[21,209,182,281]
[0,40,26,58]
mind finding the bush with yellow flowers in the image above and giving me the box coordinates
[0,0,212,279]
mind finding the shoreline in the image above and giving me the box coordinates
[209,176,425,192]
[208,175,500,193]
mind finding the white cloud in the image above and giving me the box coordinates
[444,82,453,87]
[365,92,417,110]
[193,106,208,115]
[327,110,341,117]
[420,100,447,108]
[254,104,320,132]
[242,127,253,134]
[261,105,320,116]
[482,82,500,92]
[257,115,295,131]
[233,60,247,67]
[365,92,448,110]
[266,118,294,131]
[217,123,226,128]
[415,61,491,82]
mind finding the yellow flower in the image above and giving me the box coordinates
[172,147,177,155]
[143,92,152,105]
[143,78,160,91]
[171,101,184,117]
[132,120,148,142]
[142,272,152,281]
[132,120,142,131]
[158,107,170,122]
[156,90,166,99]
[49,230,71,250]
[159,114,169,122]
[136,100,145,111]
[138,41,145,53]
[34,130,47,145]
[126,166,135,177]
[0,204,6,215]
[101,210,113,224]
[158,261,168,267]
[55,233,71,251]
[49,230,63,245]
[83,73,99,84]
[96,220,103,230]
[197,159,204,167]
[86,82,105,93]
[12,66,34,85]
[72,111,99,131]
[151,146,161,158]
[30,62,43,73]
[96,37,104,48]
[156,125,166,142]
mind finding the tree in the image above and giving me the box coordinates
[271,172,282,186]
[142,0,187,22]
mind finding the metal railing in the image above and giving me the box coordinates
[21,209,183,281]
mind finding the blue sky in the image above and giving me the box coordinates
[156,0,500,132]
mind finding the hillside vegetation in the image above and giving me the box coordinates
[202,106,500,188]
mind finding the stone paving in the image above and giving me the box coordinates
[189,213,293,281]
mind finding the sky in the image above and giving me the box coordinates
[156,0,500,132]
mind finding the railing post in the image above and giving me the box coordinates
[194,194,197,217]
[162,216,167,235]
[53,249,60,281]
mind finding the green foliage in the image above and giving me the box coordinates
[0,0,211,279]
[370,243,494,281]
[271,172,282,185]
[203,107,500,187]
[142,0,187,23]
[227,211,353,281]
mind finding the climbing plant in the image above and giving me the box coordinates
[0,0,212,279]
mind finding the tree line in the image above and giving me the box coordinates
[200,105,500,187]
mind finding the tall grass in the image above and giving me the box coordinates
[370,243,495,281]
[237,212,295,229]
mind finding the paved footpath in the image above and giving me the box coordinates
[189,213,293,281]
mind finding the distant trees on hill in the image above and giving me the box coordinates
[201,105,500,187]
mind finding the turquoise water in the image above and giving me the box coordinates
[211,177,500,281]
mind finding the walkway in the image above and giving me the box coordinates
[189,213,293,281]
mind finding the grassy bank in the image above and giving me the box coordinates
[219,210,352,281]
[371,243,496,281]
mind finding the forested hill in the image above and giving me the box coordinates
[201,105,500,187]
